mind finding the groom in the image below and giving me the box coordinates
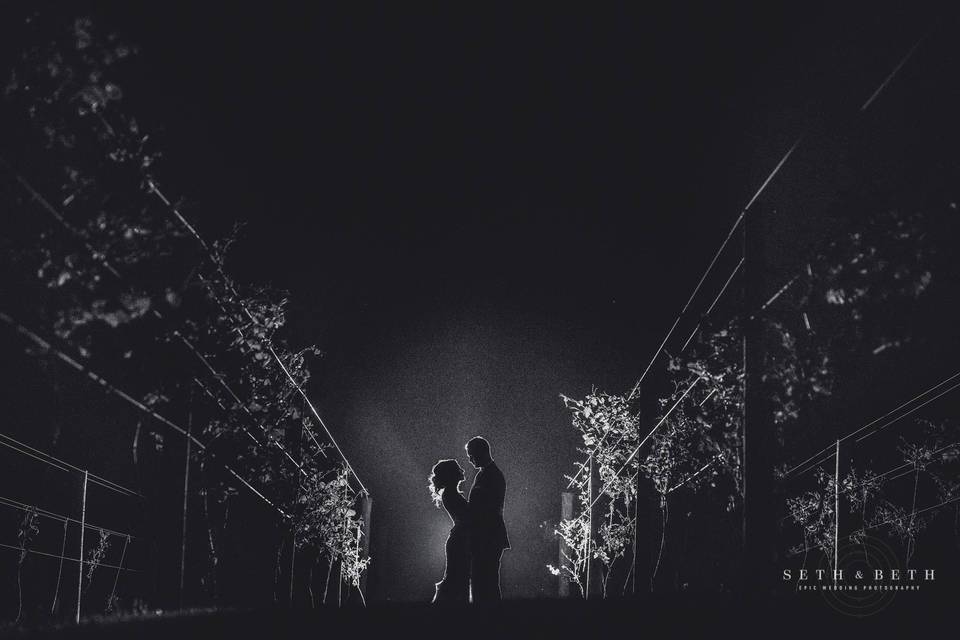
[465,436,510,602]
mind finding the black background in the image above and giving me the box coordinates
[2,1,959,604]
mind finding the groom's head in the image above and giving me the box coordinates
[465,436,493,469]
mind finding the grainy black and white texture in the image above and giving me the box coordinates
[1,1,959,632]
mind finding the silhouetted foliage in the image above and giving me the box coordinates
[3,12,369,618]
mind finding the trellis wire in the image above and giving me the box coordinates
[0,310,287,519]
[783,369,960,478]
[565,402,630,490]
[571,33,918,487]
[10,125,356,496]
[726,28,931,332]
[1,163,322,486]
[76,470,87,623]
[855,379,960,443]
[0,542,138,572]
[787,374,960,479]
[679,256,745,353]
[622,22,933,485]
[626,135,805,404]
[566,255,744,491]
[267,342,367,495]
[178,339,311,479]
[834,440,839,581]
[108,534,131,609]
[666,454,723,494]
[750,274,799,319]
[0,433,141,498]
[788,494,960,557]
[781,441,960,524]
[616,453,724,528]
[147,180,368,494]
[0,495,136,540]
[860,30,931,111]
[51,519,67,613]
[586,375,704,513]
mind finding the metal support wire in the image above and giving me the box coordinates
[0,310,288,519]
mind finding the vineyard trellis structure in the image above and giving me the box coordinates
[0,13,373,622]
[0,196,373,616]
[552,24,960,597]
[0,431,139,623]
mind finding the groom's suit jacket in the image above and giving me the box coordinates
[468,462,510,552]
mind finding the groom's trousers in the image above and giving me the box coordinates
[470,546,503,602]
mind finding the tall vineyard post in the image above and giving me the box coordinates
[359,494,372,600]
[558,491,574,597]
[75,470,88,624]
[742,202,776,591]
[1,14,374,618]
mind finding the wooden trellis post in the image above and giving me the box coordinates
[832,438,852,581]
[742,202,777,592]
[584,457,594,599]
[359,494,373,598]
[558,490,574,597]
[179,404,192,609]
[76,470,88,624]
[631,386,642,595]
[834,440,840,583]
[286,401,305,607]
[337,481,348,607]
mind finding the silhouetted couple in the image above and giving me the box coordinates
[429,436,510,604]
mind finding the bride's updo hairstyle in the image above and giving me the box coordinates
[428,459,463,507]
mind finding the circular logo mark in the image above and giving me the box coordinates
[818,535,900,618]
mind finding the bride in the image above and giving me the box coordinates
[428,458,471,603]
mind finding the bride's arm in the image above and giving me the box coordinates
[443,490,470,520]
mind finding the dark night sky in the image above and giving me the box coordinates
[8,2,956,601]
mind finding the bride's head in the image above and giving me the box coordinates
[428,459,465,507]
